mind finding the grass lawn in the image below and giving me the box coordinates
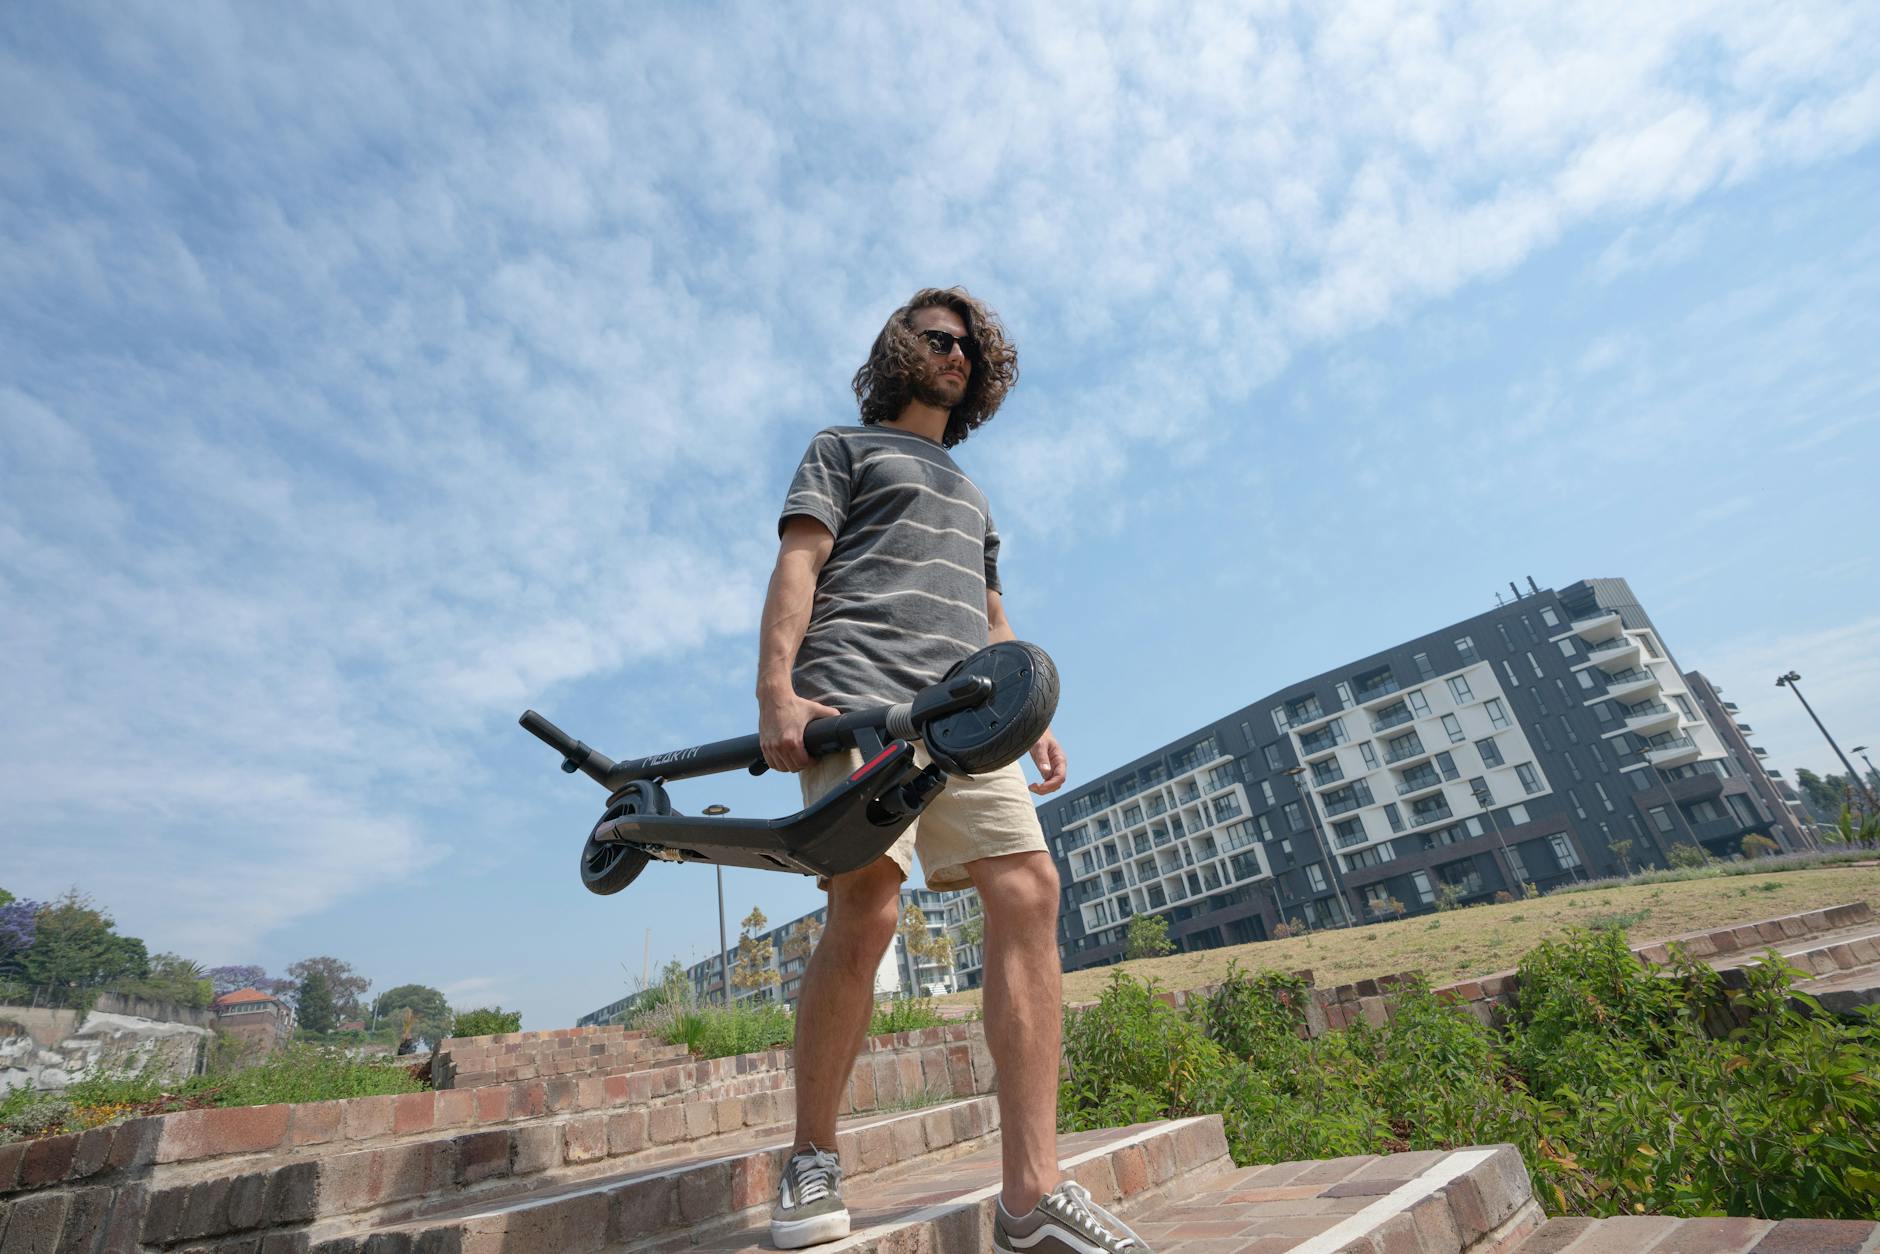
[940,863,1880,1008]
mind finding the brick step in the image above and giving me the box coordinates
[637,1115,1231,1254]
[309,1094,1018,1253]
[1135,1143,1542,1253]
[1508,1215,1880,1253]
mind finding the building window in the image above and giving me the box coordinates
[1532,687,1549,715]
[1469,776,1495,806]
[1559,715,1578,745]
[1408,690,1432,717]
[1360,741,1380,769]
[1506,843,1531,880]
[1485,698,1510,729]
[1412,871,1435,905]
[1593,701,1614,723]
[1523,616,1539,642]
[1648,806,1675,834]
[1441,713,1465,743]
[1260,781,1276,806]
[1594,782,1614,812]
[1283,802,1306,833]
[1534,721,1553,751]
[1563,749,1582,781]
[1672,694,1697,719]
[1455,635,1479,664]
[1447,675,1474,704]
[1264,744,1285,771]
[1305,863,1328,892]
[1527,651,1544,678]
[1332,816,1365,846]
[1567,788,1586,818]
[1540,605,1560,627]
[1414,652,1435,679]
[1271,706,1287,732]
[1516,763,1543,795]
[1588,742,1607,771]
[1549,834,1581,869]
[1556,638,1577,658]
[1577,670,1596,690]
[1385,803,1404,833]
[1435,751,1460,781]
[1476,737,1504,768]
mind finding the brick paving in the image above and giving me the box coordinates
[1509,1216,1880,1253]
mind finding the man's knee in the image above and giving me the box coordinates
[827,858,903,948]
[975,852,1060,922]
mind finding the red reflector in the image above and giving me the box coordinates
[850,743,901,782]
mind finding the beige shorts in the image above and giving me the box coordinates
[798,744,1049,891]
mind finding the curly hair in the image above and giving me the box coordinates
[852,287,1018,448]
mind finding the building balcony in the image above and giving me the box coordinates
[1569,610,1624,642]
[1311,761,1346,788]
[1645,734,1701,768]
[1602,667,1662,703]
[1578,635,1644,672]
[1752,745,1769,758]
[1282,701,1338,733]
[1370,704,1415,734]
[1622,701,1680,737]
[1383,734,1429,766]
[1410,800,1456,828]
[1396,772,1446,798]
[1296,725,1345,757]
[1355,676,1406,707]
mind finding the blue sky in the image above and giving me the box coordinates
[3,4,1877,1029]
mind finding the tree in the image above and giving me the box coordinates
[732,907,775,992]
[296,968,338,1034]
[781,916,823,965]
[12,892,149,1007]
[1741,833,1780,859]
[1610,840,1635,877]
[374,984,452,1042]
[898,904,952,974]
[0,893,40,963]
[1124,912,1175,960]
[287,956,370,1020]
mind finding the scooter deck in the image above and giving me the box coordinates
[591,741,936,878]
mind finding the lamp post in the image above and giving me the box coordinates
[704,804,732,1004]
[1280,766,1357,927]
[1776,672,1878,811]
[1853,747,1877,803]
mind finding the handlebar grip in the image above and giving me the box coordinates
[520,710,577,756]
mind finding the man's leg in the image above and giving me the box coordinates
[966,850,1063,1213]
[791,855,905,1152]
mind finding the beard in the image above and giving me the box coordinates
[912,371,966,410]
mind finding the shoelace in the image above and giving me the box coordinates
[1045,1181,1137,1251]
[789,1148,841,1206]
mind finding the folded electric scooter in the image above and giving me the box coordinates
[520,641,1058,895]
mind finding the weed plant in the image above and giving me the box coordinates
[0,1045,423,1143]
[1060,931,1880,1221]
[629,992,946,1061]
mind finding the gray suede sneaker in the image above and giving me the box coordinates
[994,1180,1152,1253]
[771,1145,849,1249]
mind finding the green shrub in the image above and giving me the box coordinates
[869,994,944,1036]
[636,1000,795,1059]
[450,1007,522,1038]
[1058,929,1880,1223]
[1666,843,1707,869]
[1124,913,1176,960]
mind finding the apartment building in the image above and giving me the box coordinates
[1041,577,1787,973]
[577,887,973,1026]
[1683,670,1811,850]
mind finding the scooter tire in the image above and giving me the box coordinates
[924,640,1060,776]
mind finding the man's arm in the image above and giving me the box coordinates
[757,516,842,773]
[987,588,1067,795]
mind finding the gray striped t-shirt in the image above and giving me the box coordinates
[780,424,1002,709]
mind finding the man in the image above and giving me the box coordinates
[757,288,1153,1252]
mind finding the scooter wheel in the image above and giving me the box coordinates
[923,640,1059,776]
[579,781,667,895]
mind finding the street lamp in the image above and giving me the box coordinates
[1853,747,1877,794]
[1775,672,1878,811]
[704,804,732,1004]
[1279,766,1357,927]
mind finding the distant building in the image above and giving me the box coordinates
[575,886,978,1026]
[1038,577,1789,973]
[212,988,294,1054]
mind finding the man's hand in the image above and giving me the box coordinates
[1027,729,1067,795]
[759,686,843,774]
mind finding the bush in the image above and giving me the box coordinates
[1667,842,1708,869]
[1742,833,1780,859]
[1058,928,1880,1222]
[635,1000,795,1059]
[450,1007,522,1038]
[869,994,945,1036]
[1124,913,1176,960]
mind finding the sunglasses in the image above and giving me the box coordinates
[916,328,980,360]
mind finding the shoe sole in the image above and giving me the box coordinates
[771,1209,852,1249]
